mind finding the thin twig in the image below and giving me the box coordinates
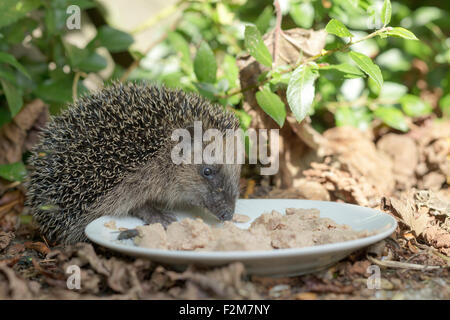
[367,254,444,271]
[272,0,282,67]
[431,250,450,264]
[72,71,81,102]
[4,181,21,189]
[0,199,20,217]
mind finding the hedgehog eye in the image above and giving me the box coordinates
[202,167,214,178]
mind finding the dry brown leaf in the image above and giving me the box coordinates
[0,231,14,250]
[320,127,395,197]
[377,133,418,190]
[166,262,260,299]
[0,265,33,299]
[264,28,328,66]
[423,225,450,253]
[389,197,431,236]
[303,276,354,294]
[303,161,377,206]
[415,190,450,216]
[294,292,317,300]
[383,190,450,256]
[72,243,110,276]
[24,241,50,255]
[0,99,48,164]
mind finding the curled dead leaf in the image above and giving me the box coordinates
[0,231,14,250]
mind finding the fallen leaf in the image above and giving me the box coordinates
[0,265,33,299]
[24,241,50,256]
[0,231,14,250]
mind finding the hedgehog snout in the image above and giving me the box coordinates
[204,192,235,222]
[217,203,235,221]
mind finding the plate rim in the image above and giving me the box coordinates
[85,199,397,261]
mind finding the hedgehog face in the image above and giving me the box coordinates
[176,163,241,221]
[199,163,240,221]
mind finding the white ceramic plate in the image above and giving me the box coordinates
[85,199,396,276]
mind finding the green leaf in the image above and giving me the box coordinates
[379,82,408,100]
[167,32,192,70]
[65,44,107,73]
[290,2,315,29]
[325,19,353,38]
[0,52,31,79]
[255,87,286,127]
[194,42,217,84]
[45,0,68,36]
[34,76,86,104]
[233,109,252,131]
[349,51,383,91]
[244,25,272,68]
[216,78,229,93]
[374,106,409,132]
[376,48,411,72]
[91,26,134,52]
[0,79,23,117]
[0,67,17,83]
[385,27,418,41]
[335,106,373,130]
[0,162,27,182]
[0,107,12,128]
[160,72,182,89]
[381,0,391,26]
[194,82,218,100]
[223,54,239,89]
[340,78,364,101]
[0,0,41,29]
[269,71,291,86]
[255,6,273,34]
[400,95,432,117]
[2,18,38,44]
[286,65,318,122]
[320,63,365,79]
[72,0,96,9]
[216,3,234,25]
[413,6,443,26]
[404,40,432,60]
[77,52,107,73]
[439,94,450,118]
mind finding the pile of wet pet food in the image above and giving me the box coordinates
[132,208,372,251]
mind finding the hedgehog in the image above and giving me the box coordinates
[27,82,241,244]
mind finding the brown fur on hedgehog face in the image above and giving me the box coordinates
[174,163,241,221]
[165,125,243,220]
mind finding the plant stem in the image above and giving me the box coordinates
[72,72,81,102]
[272,0,282,67]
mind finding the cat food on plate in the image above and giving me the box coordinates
[133,208,372,251]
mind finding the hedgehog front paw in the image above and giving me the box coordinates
[146,210,177,228]
[129,205,177,228]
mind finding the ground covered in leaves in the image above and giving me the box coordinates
[0,120,449,299]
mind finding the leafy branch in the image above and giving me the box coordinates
[219,26,392,100]
[223,0,419,126]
